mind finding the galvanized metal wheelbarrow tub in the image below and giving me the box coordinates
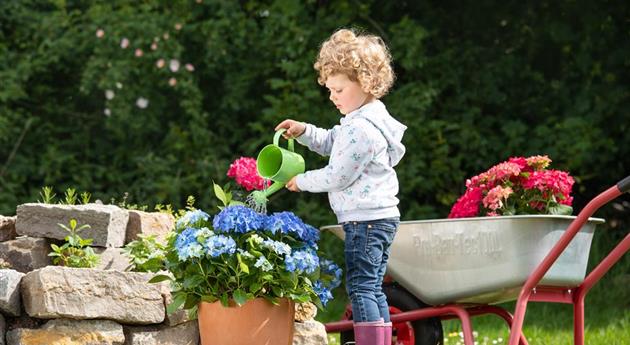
[323,176,630,345]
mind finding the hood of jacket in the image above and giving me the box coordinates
[341,100,407,166]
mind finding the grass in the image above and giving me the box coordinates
[321,229,630,344]
[327,302,630,345]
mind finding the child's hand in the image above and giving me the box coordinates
[285,176,301,192]
[275,119,306,139]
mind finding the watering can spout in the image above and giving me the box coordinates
[261,181,285,197]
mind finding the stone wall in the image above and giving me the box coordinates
[0,205,328,345]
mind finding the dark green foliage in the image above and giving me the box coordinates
[2,0,627,224]
[1,0,628,324]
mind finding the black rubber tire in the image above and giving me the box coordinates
[340,284,444,345]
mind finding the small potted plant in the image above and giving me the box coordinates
[151,157,341,345]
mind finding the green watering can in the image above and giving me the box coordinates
[248,129,305,212]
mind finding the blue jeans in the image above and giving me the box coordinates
[343,217,399,322]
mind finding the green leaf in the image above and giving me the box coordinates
[166,293,187,314]
[213,182,228,206]
[183,294,199,310]
[249,282,262,293]
[237,254,249,274]
[232,289,248,306]
[549,204,573,215]
[200,295,216,303]
[148,274,173,283]
[290,293,311,303]
[183,275,205,289]
[219,293,229,307]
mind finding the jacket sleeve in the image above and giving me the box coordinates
[296,122,373,193]
[296,123,338,157]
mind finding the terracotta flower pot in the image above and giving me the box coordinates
[198,298,295,345]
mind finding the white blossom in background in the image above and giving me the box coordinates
[151,42,158,50]
[169,77,177,86]
[185,63,195,72]
[156,59,165,68]
[104,108,111,116]
[105,90,115,100]
[120,38,130,49]
[135,49,143,57]
[163,33,170,40]
[136,97,149,109]
[169,59,180,72]
[175,23,183,31]
[115,82,123,89]
[96,29,105,38]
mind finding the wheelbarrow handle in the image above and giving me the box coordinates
[618,175,630,193]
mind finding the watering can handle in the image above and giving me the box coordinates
[273,129,295,152]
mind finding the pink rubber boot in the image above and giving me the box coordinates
[382,322,392,345]
[354,320,385,345]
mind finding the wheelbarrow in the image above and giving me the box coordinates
[322,176,630,345]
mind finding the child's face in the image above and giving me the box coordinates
[325,74,372,115]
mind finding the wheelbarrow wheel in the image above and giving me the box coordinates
[340,284,444,345]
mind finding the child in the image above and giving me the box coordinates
[275,28,406,345]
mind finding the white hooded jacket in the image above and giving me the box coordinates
[295,100,407,223]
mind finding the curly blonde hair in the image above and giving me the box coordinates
[314,28,395,98]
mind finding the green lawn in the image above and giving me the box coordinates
[327,309,629,345]
[439,302,630,345]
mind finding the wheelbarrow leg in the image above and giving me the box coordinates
[446,306,474,345]
[508,293,531,345]
[574,231,630,345]
[469,306,529,345]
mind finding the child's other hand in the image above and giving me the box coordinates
[285,176,301,192]
[275,119,306,139]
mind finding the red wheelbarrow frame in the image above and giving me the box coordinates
[325,176,630,345]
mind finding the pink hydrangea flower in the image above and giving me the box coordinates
[450,155,574,218]
[482,185,513,211]
[227,157,268,191]
[526,155,552,170]
[448,187,483,218]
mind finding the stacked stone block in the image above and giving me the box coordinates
[0,204,329,345]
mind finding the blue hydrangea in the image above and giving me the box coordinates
[194,227,214,238]
[205,235,237,257]
[313,280,333,306]
[254,256,273,271]
[213,206,265,233]
[300,224,321,247]
[265,212,320,245]
[176,209,210,228]
[175,227,204,261]
[284,248,319,274]
[261,239,291,256]
[320,259,343,289]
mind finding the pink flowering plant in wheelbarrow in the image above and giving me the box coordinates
[449,155,575,218]
[151,157,342,316]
